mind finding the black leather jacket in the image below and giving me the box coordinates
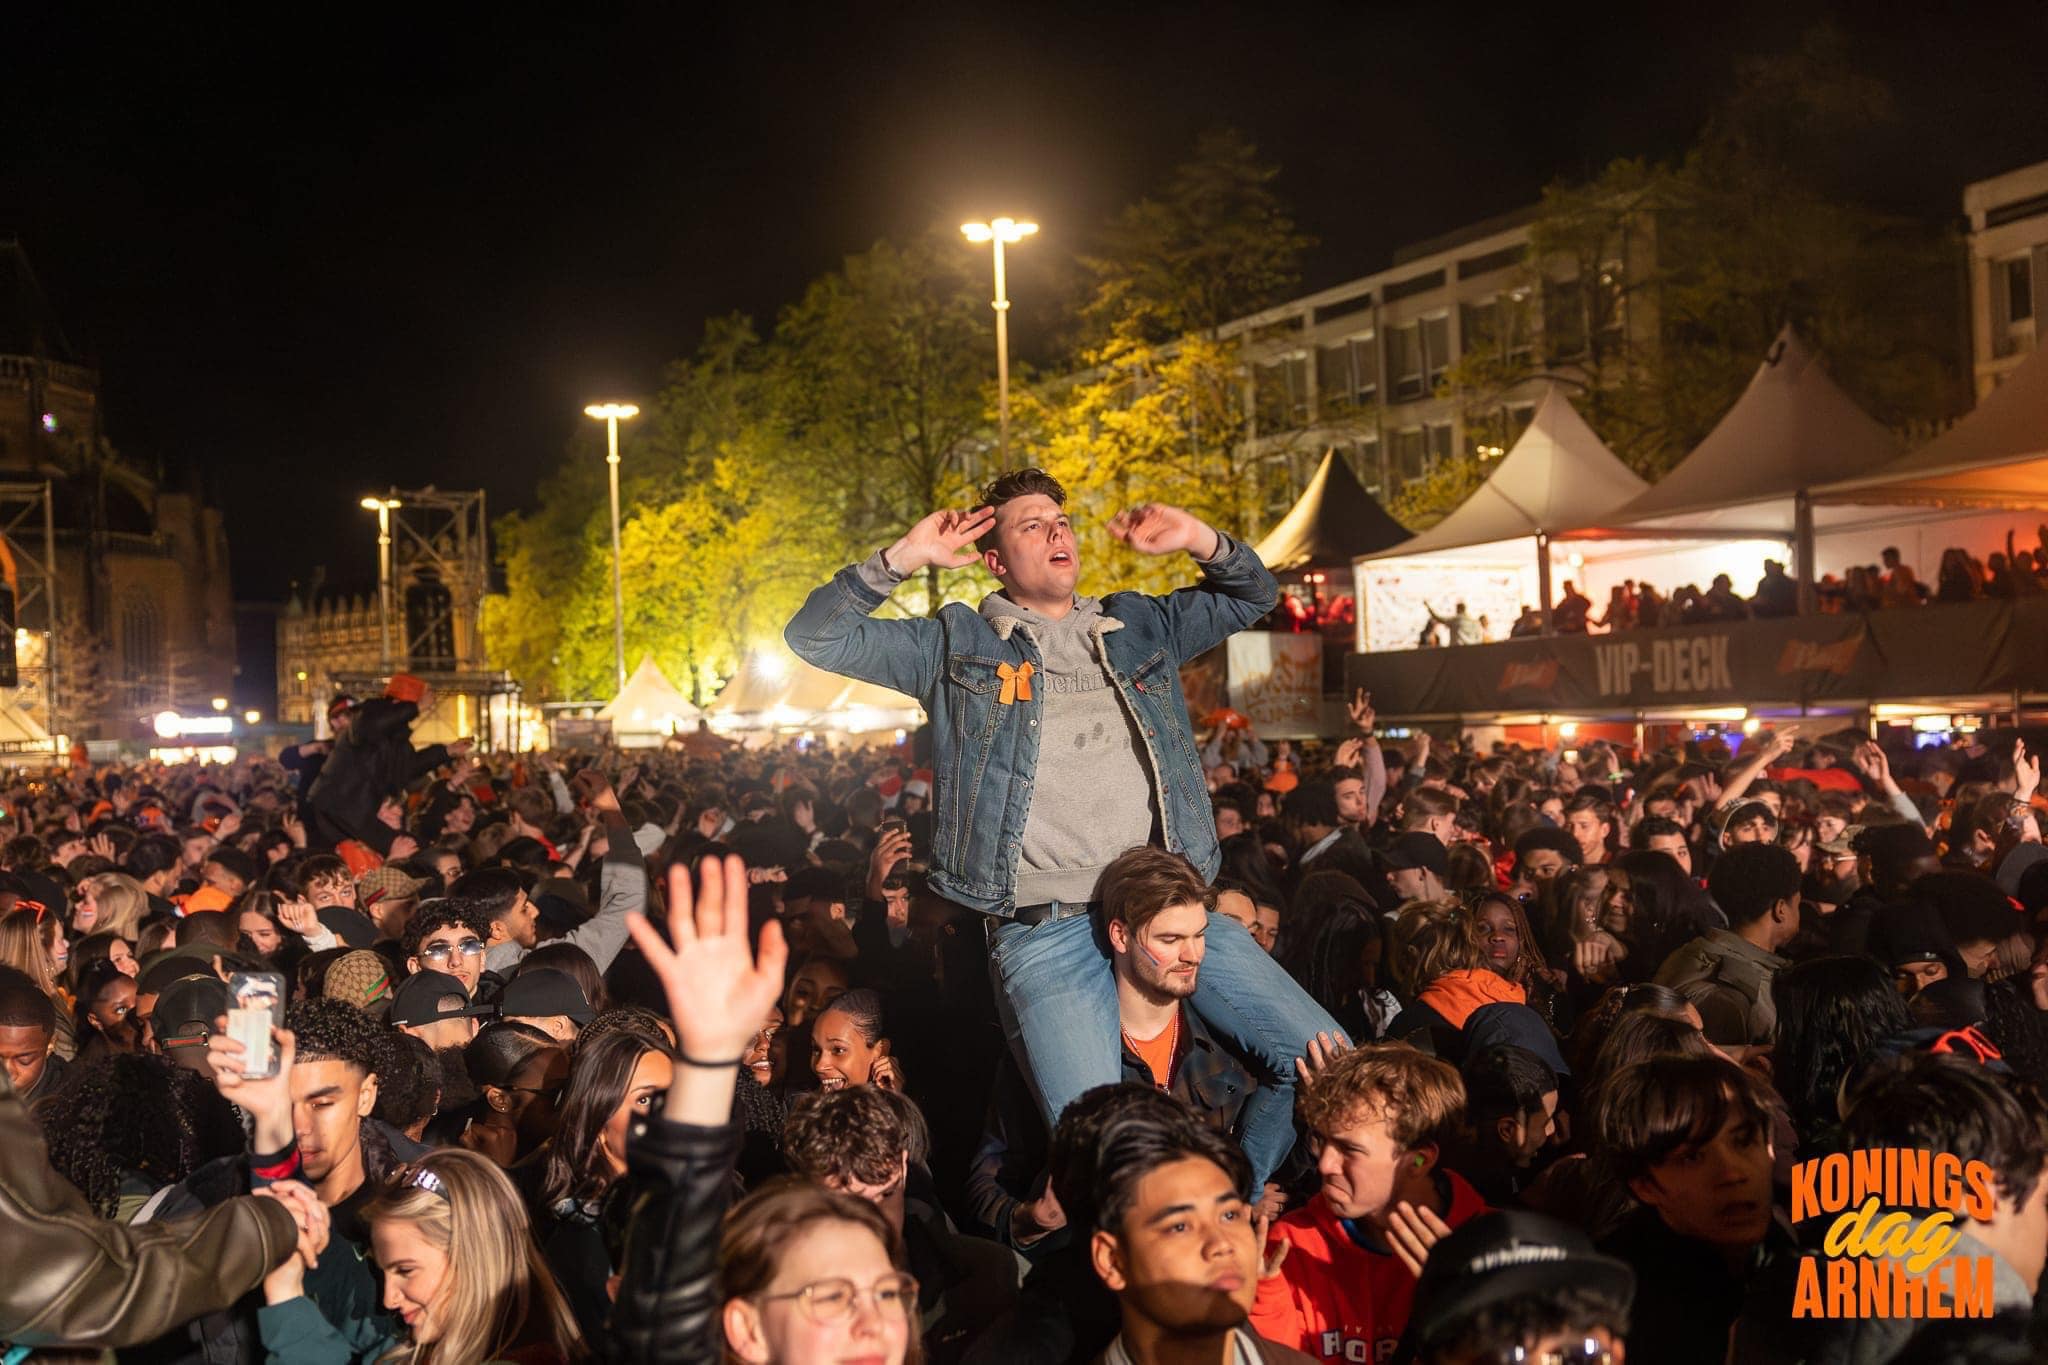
[607,1113,742,1364]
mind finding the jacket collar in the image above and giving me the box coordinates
[980,592,1123,643]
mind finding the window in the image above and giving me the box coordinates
[1254,355,1310,431]
[1345,436,1383,497]
[1391,428,1428,487]
[1260,454,1297,522]
[1994,255,2036,359]
[1502,289,1535,364]
[1460,299,1498,357]
[1426,422,1454,465]
[1315,333,1377,414]
[1387,324,1424,401]
[1545,278,1587,362]
[1421,315,1451,391]
[1593,261,1625,347]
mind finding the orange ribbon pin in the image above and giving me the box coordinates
[997,661,1035,705]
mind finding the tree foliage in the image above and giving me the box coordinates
[1427,26,1959,527]
[1080,129,1313,344]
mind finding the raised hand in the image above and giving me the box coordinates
[628,853,788,1124]
[1294,1030,1353,1093]
[886,505,997,576]
[210,1026,296,1153]
[277,898,320,938]
[2017,739,2041,804]
[1385,1199,1455,1277]
[867,826,912,902]
[1106,503,1219,559]
[1347,688,1376,733]
[573,766,619,812]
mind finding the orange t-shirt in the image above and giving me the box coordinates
[1126,1016,1178,1089]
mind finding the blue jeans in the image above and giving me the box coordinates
[985,907,1340,1189]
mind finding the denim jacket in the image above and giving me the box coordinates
[784,533,1277,916]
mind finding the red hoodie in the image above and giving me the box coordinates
[1250,1171,1489,1361]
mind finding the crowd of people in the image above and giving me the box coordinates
[2,470,2047,1364]
[1418,533,2048,648]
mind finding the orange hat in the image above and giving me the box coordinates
[1264,767,1300,795]
[385,673,427,704]
[182,884,234,914]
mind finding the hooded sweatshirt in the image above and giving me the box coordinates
[979,591,1158,906]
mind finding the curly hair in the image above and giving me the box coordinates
[374,1031,442,1135]
[400,897,493,963]
[40,1052,245,1217]
[286,995,396,1081]
[1298,1043,1465,1150]
[1770,955,1912,1154]
[782,1086,930,1188]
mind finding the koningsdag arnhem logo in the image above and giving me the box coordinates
[1790,1148,1999,1318]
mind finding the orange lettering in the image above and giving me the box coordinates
[1932,1153,1963,1213]
[1963,1161,1997,1222]
[1792,1159,1823,1222]
[1792,1256,1824,1317]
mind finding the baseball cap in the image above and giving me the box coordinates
[499,968,595,1027]
[531,877,592,937]
[1394,1210,1633,1363]
[153,973,232,1049]
[1382,832,1449,879]
[389,969,494,1027]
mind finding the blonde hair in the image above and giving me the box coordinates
[81,873,149,943]
[0,907,59,997]
[1387,897,1484,994]
[363,1149,587,1365]
[1298,1043,1466,1152]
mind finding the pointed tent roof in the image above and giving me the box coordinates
[1589,326,1900,533]
[1253,449,1411,571]
[1362,386,1647,560]
[1814,340,2048,508]
[703,652,918,721]
[596,656,700,729]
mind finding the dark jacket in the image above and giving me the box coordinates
[965,1002,1254,1255]
[607,1113,741,1364]
[0,1075,297,1351]
[1599,1205,1794,1365]
[304,697,448,854]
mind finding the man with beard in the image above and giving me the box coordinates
[968,846,1259,1256]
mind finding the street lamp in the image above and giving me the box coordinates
[583,402,640,694]
[961,217,1038,465]
[359,496,403,673]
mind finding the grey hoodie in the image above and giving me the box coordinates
[979,590,1158,905]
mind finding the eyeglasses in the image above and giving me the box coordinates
[755,1273,919,1324]
[420,939,485,966]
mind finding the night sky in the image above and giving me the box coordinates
[5,2,2046,607]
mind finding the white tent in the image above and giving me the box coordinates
[1581,327,1902,536]
[596,656,702,748]
[705,650,922,736]
[1353,387,1648,651]
[1545,326,1943,608]
[1816,339,2048,509]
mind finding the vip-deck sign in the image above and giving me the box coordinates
[1347,596,2035,717]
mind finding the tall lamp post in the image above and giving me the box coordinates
[960,217,1037,465]
[359,496,403,673]
[583,402,639,694]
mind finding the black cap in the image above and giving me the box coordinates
[1394,1210,1633,1363]
[390,969,494,1027]
[499,968,594,1026]
[153,973,231,1047]
[530,877,591,938]
[1382,832,1449,878]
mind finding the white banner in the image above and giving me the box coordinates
[1226,632,1324,736]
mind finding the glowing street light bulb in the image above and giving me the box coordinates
[584,401,641,693]
[960,216,1040,463]
[210,697,228,712]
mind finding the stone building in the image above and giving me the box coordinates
[275,579,382,728]
[0,241,233,738]
[1964,159,2048,400]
